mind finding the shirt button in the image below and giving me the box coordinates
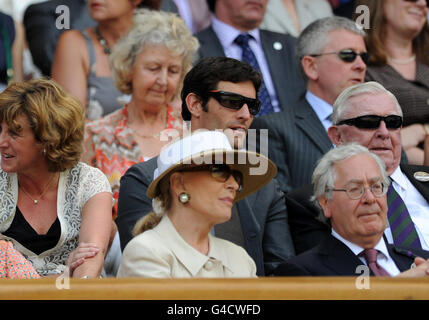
[204,260,214,270]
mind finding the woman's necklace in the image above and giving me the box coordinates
[387,55,416,65]
[127,105,169,139]
[19,174,56,205]
[94,27,111,55]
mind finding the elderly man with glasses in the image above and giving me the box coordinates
[286,81,429,255]
[274,143,429,277]
[251,16,367,194]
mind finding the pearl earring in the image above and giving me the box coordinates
[178,192,190,204]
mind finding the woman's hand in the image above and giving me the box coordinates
[66,242,100,276]
[401,123,426,165]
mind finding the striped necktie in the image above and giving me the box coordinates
[386,183,422,249]
[235,34,274,116]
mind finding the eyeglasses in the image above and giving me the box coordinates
[328,181,388,200]
[181,164,243,192]
[337,115,403,130]
[403,0,429,8]
[310,49,369,64]
[208,90,261,116]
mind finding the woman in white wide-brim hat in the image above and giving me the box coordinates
[117,130,277,278]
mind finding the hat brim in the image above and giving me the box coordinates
[147,149,277,202]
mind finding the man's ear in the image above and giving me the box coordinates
[185,93,204,118]
[318,196,332,219]
[328,126,342,146]
[301,56,319,81]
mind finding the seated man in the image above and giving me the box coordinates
[274,144,429,277]
[286,82,429,254]
[116,57,295,276]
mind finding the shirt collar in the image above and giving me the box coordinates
[390,166,408,191]
[331,229,390,259]
[305,90,333,123]
[155,215,234,276]
[211,15,261,49]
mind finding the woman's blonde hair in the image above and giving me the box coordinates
[132,175,173,235]
[0,78,85,172]
[110,9,199,96]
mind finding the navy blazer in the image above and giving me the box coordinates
[274,235,429,276]
[195,26,306,111]
[285,164,429,255]
[116,157,295,276]
[251,97,333,193]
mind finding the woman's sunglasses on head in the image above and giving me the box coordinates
[310,49,369,64]
[336,115,403,130]
[181,164,243,192]
[208,90,261,116]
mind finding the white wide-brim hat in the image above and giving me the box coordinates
[147,130,277,202]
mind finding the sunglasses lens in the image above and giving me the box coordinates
[384,115,403,129]
[211,165,234,184]
[211,91,260,116]
[338,51,356,62]
[338,50,368,64]
[354,116,381,129]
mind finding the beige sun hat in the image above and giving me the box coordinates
[147,130,277,202]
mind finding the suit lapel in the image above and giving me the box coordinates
[235,197,264,276]
[318,236,366,276]
[387,245,415,272]
[400,164,429,202]
[196,27,226,58]
[294,99,333,153]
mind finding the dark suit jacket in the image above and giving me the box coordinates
[116,157,295,276]
[23,0,96,76]
[251,97,333,193]
[285,163,429,255]
[195,26,306,111]
[274,235,429,276]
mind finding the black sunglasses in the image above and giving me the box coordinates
[403,0,429,7]
[181,164,243,192]
[337,115,403,130]
[208,90,261,116]
[310,49,369,64]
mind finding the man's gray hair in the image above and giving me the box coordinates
[332,81,403,124]
[296,16,366,78]
[312,143,390,203]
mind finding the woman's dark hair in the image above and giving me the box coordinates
[180,57,262,121]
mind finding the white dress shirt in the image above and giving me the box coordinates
[331,230,401,276]
[210,16,280,112]
[386,167,429,250]
[305,90,333,132]
[117,215,257,278]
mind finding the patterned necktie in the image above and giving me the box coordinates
[387,183,422,249]
[234,34,274,116]
[360,249,391,277]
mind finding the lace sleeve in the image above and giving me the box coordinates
[75,163,112,206]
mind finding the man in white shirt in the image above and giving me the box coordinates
[328,81,429,251]
[274,143,429,277]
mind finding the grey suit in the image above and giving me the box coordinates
[195,26,306,111]
[251,97,333,193]
[116,157,295,276]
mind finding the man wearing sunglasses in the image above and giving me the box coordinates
[286,81,429,254]
[196,0,306,115]
[116,57,296,276]
[251,16,367,194]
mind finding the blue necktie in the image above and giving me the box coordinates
[234,34,274,116]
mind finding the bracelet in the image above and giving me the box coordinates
[424,124,429,135]
[80,275,103,279]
